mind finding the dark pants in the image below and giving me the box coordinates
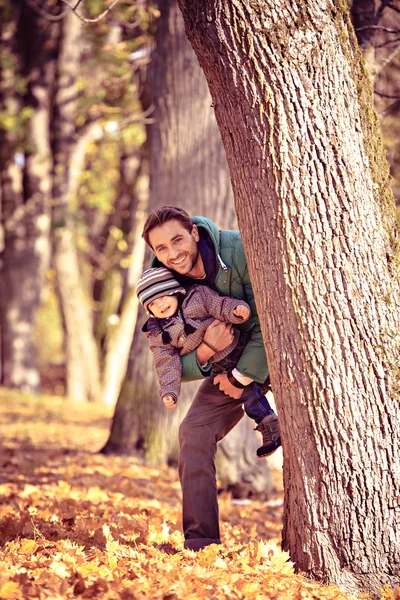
[178,374,274,551]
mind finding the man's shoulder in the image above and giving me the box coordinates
[219,228,245,268]
[193,216,241,247]
[219,227,242,248]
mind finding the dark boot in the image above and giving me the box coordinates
[255,413,281,458]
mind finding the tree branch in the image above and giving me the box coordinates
[380,98,400,117]
[59,0,121,23]
[23,0,122,23]
[375,90,400,98]
[388,2,400,14]
[374,36,400,48]
[374,0,391,24]
[355,25,400,33]
[375,45,400,75]
[24,0,69,21]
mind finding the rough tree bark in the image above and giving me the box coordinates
[178,0,400,594]
[103,0,274,498]
[52,11,101,402]
[0,2,59,391]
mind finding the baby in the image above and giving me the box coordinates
[136,267,275,458]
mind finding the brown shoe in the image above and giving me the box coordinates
[255,414,281,458]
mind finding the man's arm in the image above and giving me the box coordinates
[233,239,269,383]
[195,285,250,324]
[181,319,235,382]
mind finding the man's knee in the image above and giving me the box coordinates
[179,418,215,454]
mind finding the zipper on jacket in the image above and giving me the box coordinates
[217,254,231,288]
[217,254,229,271]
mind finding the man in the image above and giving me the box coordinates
[142,206,280,551]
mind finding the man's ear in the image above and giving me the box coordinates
[191,224,200,242]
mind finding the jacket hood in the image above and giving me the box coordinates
[149,216,220,268]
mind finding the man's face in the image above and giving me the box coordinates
[148,219,201,276]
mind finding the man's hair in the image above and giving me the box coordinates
[142,206,194,247]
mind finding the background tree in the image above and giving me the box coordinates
[178,0,400,594]
[0,0,60,391]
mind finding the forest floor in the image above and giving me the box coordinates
[0,387,397,600]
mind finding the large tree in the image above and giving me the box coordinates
[51,10,102,403]
[0,1,60,391]
[102,0,274,497]
[178,0,400,595]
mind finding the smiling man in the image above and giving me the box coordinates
[142,206,281,551]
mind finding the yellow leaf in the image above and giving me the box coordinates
[269,550,295,575]
[106,539,119,570]
[214,556,227,569]
[19,539,37,555]
[0,582,22,600]
[78,562,101,577]
[49,559,70,578]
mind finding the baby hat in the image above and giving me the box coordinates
[136,267,186,315]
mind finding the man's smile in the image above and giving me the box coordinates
[170,255,187,266]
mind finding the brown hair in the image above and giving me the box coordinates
[142,206,194,247]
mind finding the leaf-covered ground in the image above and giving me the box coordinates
[0,388,398,600]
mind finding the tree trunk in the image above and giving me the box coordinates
[100,176,148,407]
[178,0,400,594]
[103,1,273,498]
[52,11,101,402]
[148,1,236,228]
[0,2,58,391]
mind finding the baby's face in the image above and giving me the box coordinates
[148,294,179,319]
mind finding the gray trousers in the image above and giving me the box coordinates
[178,376,245,551]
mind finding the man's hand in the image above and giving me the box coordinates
[203,319,234,351]
[233,305,250,320]
[213,373,244,400]
[163,394,177,408]
[196,319,235,365]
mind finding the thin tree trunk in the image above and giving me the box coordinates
[100,183,148,407]
[52,11,101,402]
[178,0,400,594]
[91,151,144,342]
[0,2,58,391]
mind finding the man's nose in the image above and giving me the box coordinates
[168,246,180,260]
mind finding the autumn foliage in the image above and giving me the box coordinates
[0,388,398,600]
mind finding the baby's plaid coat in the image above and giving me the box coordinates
[142,285,250,401]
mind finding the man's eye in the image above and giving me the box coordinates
[174,238,182,244]
[157,246,165,252]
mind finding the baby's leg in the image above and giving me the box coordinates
[242,383,281,459]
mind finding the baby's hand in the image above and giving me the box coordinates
[233,305,250,320]
[163,394,177,409]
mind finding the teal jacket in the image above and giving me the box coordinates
[150,216,269,384]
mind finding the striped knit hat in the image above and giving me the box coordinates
[136,267,186,315]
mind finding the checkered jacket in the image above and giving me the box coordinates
[142,285,250,401]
